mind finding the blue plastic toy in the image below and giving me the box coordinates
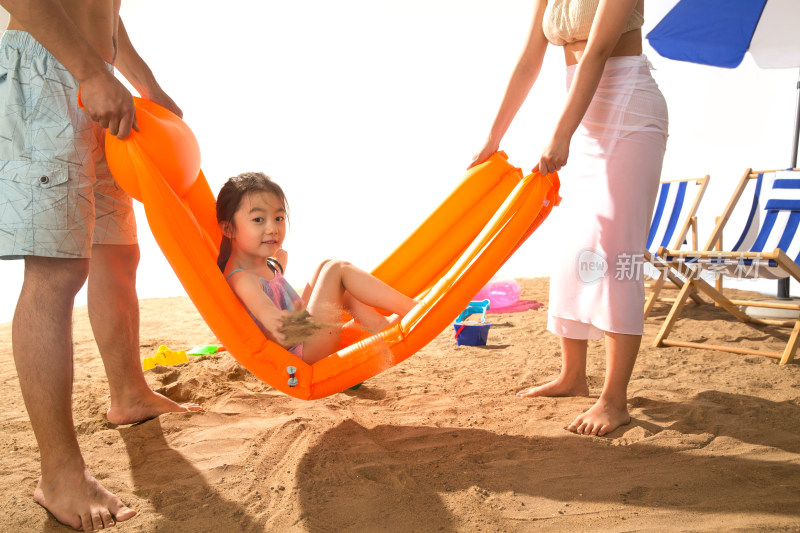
[455,299,490,323]
[454,299,492,346]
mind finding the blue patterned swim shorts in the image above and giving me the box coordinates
[0,31,137,260]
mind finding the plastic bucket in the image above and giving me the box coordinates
[453,323,491,346]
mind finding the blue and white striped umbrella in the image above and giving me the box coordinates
[647,0,800,168]
[647,0,800,297]
[647,0,800,69]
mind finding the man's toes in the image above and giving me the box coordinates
[66,513,83,531]
[114,504,136,522]
[101,509,115,528]
[91,511,105,531]
[80,511,93,531]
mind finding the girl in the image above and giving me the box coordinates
[216,172,418,364]
[470,0,668,436]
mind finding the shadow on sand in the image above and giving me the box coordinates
[295,390,800,531]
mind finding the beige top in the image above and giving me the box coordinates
[542,0,644,46]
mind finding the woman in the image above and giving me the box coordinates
[471,0,667,436]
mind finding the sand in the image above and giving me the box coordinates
[1,277,799,532]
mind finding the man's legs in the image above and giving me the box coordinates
[13,255,136,530]
[88,243,201,425]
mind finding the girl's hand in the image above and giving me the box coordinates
[534,134,570,176]
[274,248,288,272]
[264,309,292,344]
[468,140,500,170]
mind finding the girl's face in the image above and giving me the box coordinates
[229,191,286,259]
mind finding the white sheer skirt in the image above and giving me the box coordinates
[547,55,668,340]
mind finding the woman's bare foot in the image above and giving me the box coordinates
[567,398,631,436]
[516,377,590,398]
[106,389,202,426]
[34,462,136,531]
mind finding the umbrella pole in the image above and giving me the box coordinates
[793,68,800,170]
[777,68,800,300]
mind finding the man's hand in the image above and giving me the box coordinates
[79,69,138,139]
[142,84,183,119]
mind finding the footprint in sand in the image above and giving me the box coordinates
[611,425,654,446]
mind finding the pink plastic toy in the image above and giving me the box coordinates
[474,279,521,309]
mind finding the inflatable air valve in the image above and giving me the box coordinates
[287,366,298,387]
[474,279,521,309]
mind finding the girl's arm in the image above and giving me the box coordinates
[536,0,639,175]
[228,272,290,345]
[114,18,183,118]
[469,0,549,169]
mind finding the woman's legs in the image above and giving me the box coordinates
[517,337,590,398]
[567,332,639,436]
[302,260,417,363]
[518,332,638,436]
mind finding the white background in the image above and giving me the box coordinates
[1,1,798,324]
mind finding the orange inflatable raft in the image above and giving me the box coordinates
[105,98,560,400]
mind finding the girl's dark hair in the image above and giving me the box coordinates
[216,172,289,272]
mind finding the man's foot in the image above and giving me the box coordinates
[34,464,136,531]
[567,398,630,437]
[106,389,202,425]
[516,377,589,398]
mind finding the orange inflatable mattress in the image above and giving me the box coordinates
[105,99,560,400]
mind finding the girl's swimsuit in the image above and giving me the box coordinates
[226,261,305,358]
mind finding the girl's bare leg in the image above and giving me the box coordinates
[303,261,417,363]
[301,259,331,305]
[517,337,590,397]
[302,261,397,332]
[341,293,394,332]
[567,332,638,436]
[337,261,416,315]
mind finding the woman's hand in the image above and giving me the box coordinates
[468,141,500,170]
[534,133,570,176]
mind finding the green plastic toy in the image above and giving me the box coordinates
[187,345,226,356]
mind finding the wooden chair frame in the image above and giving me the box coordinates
[644,175,710,318]
[653,168,800,365]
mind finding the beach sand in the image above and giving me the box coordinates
[1,277,799,532]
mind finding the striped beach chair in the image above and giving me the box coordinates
[643,175,710,318]
[653,168,800,364]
